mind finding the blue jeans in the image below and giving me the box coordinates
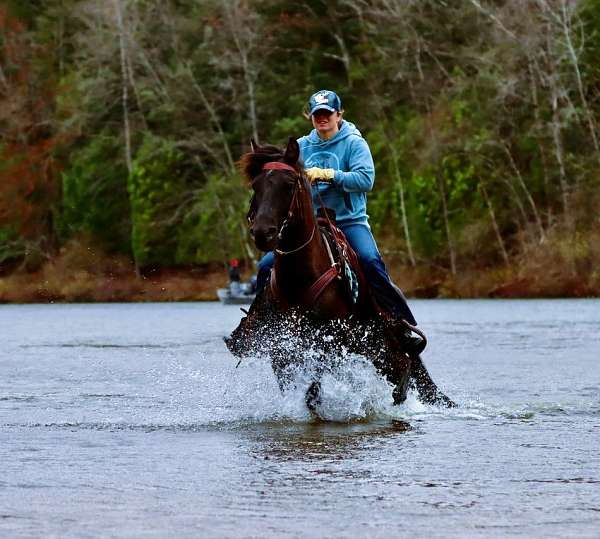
[256,223,417,325]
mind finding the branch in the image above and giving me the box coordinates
[467,0,517,41]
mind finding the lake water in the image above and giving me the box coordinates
[1,300,599,538]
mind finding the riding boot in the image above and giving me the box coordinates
[381,315,426,357]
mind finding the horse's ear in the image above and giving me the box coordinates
[283,137,300,165]
[250,138,258,153]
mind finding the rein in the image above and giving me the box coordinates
[275,225,316,256]
[260,162,316,257]
[250,159,344,309]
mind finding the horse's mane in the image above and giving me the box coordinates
[239,143,303,183]
[238,144,284,182]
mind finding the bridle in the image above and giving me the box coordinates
[248,161,316,256]
[248,159,350,309]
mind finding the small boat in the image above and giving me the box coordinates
[217,282,256,305]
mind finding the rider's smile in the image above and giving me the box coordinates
[311,110,341,140]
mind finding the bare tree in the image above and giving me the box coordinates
[113,0,132,174]
[389,144,416,266]
[537,0,600,164]
[437,170,457,275]
[222,0,260,142]
[501,142,546,242]
[479,180,510,267]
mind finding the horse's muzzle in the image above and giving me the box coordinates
[252,224,278,252]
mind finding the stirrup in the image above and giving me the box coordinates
[399,319,428,352]
[381,316,428,356]
[402,332,426,356]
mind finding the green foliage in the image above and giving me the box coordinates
[127,134,187,268]
[0,227,27,265]
[175,173,249,265]
[60,135,131,252]
[406,170,444,258]
[271,116,311,145]
[5,0,600,278]
[579,0,600,81]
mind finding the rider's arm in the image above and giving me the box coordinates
[332,137,375,193]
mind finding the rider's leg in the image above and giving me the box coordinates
[340,223,424,355]
[341,223,417,325]
[256,251,275,292]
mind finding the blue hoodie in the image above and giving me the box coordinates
[298,120,375,226]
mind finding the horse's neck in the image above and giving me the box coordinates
[273,185,351,317]
[275,187,328,284]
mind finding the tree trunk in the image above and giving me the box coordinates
[557,0,600,165]
[224,2,259,143]
[0,64,8,91]
[480,180,510,267]
[502,142,545,242]
[114,0,132,175]
[113,0,138,276]
[186,63,236,175]
[437,171,456,275]
[389,144,416,266]
[527,55,553,227]
[545,41,571,224]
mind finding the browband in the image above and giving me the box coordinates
[262,162,297,173]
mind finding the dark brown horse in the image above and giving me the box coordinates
[226,137,453,411]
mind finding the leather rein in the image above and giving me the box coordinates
[259,162,316,256]
[253,161,341,308]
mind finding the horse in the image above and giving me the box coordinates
[225,137,454,411]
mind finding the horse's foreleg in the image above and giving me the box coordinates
[305,380,322,412]
[370,351,412,405]
[409,356,456,408]
[391,369,411,405]
[271,351,294,392]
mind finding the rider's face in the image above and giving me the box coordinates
[311,110,341,140]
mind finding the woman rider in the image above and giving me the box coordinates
[256,89,424,356]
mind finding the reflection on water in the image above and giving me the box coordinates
[247,420,412,462]
[1,300,599,537]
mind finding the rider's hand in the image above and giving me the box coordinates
[305,167,335,183]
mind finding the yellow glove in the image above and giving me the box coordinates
[305,167,335,183]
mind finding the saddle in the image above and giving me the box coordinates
[316,208,366,304]
[270,207,370,311]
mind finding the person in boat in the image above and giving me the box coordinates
[228,258,241,296]
[256,89,425,356]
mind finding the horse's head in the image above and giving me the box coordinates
[240,137,304,252]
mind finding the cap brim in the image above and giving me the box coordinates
[310,105,336,115]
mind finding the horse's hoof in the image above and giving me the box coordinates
[436,394,457,408]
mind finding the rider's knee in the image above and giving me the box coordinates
[358,252,382,269]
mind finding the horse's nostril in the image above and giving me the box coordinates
[253,225,278,247]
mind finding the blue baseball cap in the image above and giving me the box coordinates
[308,90,342,115]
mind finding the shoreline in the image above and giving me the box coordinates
[1,237,597,303]
[1,263,597,304]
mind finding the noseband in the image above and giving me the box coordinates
[250,161,316,256]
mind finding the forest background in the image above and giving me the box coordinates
[1,0,599,302]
